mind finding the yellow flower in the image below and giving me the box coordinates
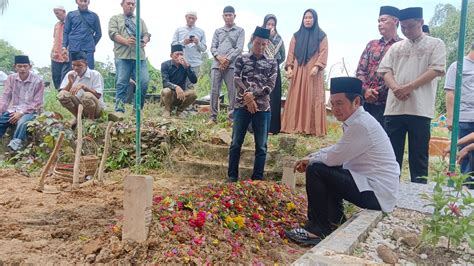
[286,202,296,211]
[233,215,246,228]
[184,257,190,263]
[184,201,194,210]
[163,196,173,205]
[212,239,219,245]
[225,216,234,225]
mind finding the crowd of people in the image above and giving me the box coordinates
[1,0,473,247]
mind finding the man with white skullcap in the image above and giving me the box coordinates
[171,10,207,89]
[51,5,70,90]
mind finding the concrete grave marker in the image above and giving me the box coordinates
[281,156,297,189]
[123,175,153,242]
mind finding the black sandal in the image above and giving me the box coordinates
[285,228,322,246]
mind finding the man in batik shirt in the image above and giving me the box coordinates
[227,26,277,182]
[356,6,401,126]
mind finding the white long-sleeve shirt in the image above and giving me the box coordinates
[309,107,400,212]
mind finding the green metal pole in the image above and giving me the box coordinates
[135,0,141,170]
[449,0,469,180]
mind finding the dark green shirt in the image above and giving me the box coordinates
[108,14,150,60]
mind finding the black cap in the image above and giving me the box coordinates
[330,77,362,95]
[223,6,235,13]
[399,7,423,20]
[171,44,183,53]
[14,55,30,64]
[379,6,400,18]
[253,26,270,40]
[70,51,87,61]
[422,25,430,33]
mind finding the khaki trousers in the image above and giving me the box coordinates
[58,90,102,119]
[160,88,197,112]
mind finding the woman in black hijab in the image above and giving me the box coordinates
[248,14,286,134]
[281,9,328,136]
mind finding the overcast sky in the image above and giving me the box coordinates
[0,0,450,77]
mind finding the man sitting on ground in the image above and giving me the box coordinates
[285,77,400,245]
[58,51,105,127]
[0,55,45,151]
[160,44,198,118]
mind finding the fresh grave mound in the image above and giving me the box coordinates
[146,181,308,264]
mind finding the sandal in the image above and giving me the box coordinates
[285,228,322,246]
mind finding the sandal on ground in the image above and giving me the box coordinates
[285,228,322,246]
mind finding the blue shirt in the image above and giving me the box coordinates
[63,9,102,52]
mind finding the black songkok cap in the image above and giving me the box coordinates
[253,26,270,40]
[14,55,30,64]
[171,44,183,53]
[330,77,363,95]
[379,6,400,18]
[70,51,87,61]
[422,25,430,33]
[399,7,423,21]
[223,6,235,13]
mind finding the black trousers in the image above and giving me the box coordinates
[364,103,386,128]
[305,162,381,236]
[384,115,430,184]
[51,60,70,90]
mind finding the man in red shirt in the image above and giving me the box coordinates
[356,6,401,126]
[51,5,70,90]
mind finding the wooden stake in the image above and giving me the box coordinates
[35,131,65,192]
[72,104,83,188]
[97,121,113,181]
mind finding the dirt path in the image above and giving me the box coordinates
[0,168,217,264]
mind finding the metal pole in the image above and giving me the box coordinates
[449,0,469,181]
[135,0,141,169]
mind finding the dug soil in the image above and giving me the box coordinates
[0,169,309,264]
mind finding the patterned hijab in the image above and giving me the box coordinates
[293,9,326,65]
[263,14,278,34]
[262,14,284,61]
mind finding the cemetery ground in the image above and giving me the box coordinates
[0,90,472,264]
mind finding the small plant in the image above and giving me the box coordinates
[7,112,75,172]
[421,161,474,250]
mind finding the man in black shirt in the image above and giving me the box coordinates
[161,44,198,118]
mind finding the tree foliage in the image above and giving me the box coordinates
[430,2,474,66]
[147,59,162,93]
[0,39,23,73]
[429,1,474,115]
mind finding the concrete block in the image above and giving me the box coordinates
[122,175,153,242]
[293,210,383,265]
[281,167,296,189]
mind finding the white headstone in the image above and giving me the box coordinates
[123,175,153,242]
[281,167,296,189]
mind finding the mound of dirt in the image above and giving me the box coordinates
[105,180,309,264]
